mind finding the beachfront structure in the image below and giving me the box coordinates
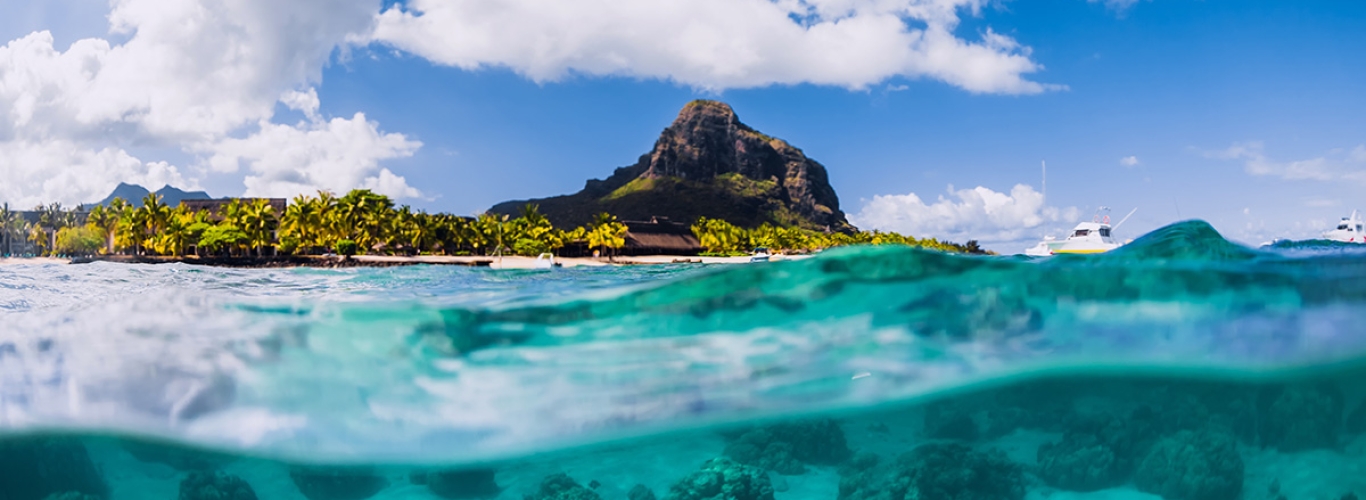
[620,216,703,256]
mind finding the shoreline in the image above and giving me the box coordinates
[0,254,810,269]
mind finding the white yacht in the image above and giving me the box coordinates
[1322,210,1365,243]
[1024,208,1136,256]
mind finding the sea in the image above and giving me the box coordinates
[4,220,1366,500]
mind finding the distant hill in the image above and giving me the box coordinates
[489,100,855,232]
[90,183,212,208]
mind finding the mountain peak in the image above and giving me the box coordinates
[489,100,853,232]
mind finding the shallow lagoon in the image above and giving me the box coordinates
[4,221,1366,500]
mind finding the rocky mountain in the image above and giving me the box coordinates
[489,100,855,232]
[91,183,212,208]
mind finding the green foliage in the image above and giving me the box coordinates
[335,239,359,256]
[277,235,300,255]
[199,225,249,255]
[513,238,550,256]
[54,226,104,256]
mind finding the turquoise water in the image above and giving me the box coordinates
[3,220,1366,500]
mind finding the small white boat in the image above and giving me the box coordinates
[534,253,561,269]
[1024,208,1136,256]
[1322,210,1365,243]
[749,247,771,263]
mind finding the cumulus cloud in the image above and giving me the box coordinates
[0,139,191,207]
[0,0,426,205]
[366,0,1063,94]
[1208,141,1366,184]
[207,113,422,200]
[849,184,1080,243]
[1120,155,1139,167]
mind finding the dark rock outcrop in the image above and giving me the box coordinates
[490,100,853,232]
[0,437,109,500]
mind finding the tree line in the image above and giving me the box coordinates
[690,217,985,255]
[0,189,985,258]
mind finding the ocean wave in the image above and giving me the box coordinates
[2,220,1365,464]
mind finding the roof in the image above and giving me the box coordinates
[624,232,701,251]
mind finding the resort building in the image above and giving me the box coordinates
[619,216,703,256]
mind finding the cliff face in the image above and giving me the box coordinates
[490,100,854,232]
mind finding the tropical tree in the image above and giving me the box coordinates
[55,226,104,256]
[586,212,628,258]
[86,204,120,254]
[241,199,278,256]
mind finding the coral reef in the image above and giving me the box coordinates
[1036,431,1124,491]
[422,468,503,499]
[0,437,109,500]
[1260,384,1344,452]
[288,466,388,500]
[179,471,258,500]
[838,444,1025,500]
[1134,430,1243,500]
[664,458,774,500]
[523,473,600,500]
[722,419,852,474]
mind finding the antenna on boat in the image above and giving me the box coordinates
[1112,207,1139,231]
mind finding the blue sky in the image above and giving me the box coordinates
[2,0,1364,251]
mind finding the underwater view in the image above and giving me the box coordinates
[3,221,1366,500]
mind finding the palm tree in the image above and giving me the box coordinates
[242,199,278,256]
[0,203,14,256]
[86,205,119,254]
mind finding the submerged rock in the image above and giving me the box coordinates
[722,418,852,474]
[1134,430,1243,500]
[838,444,1025,500]
[523,473,601,500]
[1260,384,1344,452]
[288,466,388,500]
[627,485,657,500]
[179,471,258,500]
[665,457,774,500]
[423,468,502,499]
[0,436,109,500]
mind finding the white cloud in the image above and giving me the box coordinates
[366,0,1063,94]
[849,184,1079,243]
[0,139,191,207]
[1120,155,1139,167]
[208,113,422,200]
[0,0,426,205]
[1208,141,1366,184]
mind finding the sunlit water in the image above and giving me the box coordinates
[3,220,1366,500]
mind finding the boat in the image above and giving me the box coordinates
[1322,210,1365,243]
[1024,207,1137,256]
[534,253,561,269]
[749,247,771,263]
